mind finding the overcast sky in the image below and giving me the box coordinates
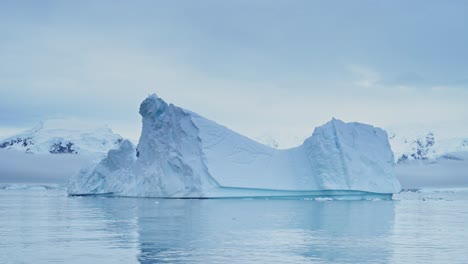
[1,0,467,146]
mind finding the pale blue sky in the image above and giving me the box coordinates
[1,0,467,145]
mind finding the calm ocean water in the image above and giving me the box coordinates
[1,185,467,264]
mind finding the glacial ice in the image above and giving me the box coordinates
[68,94,401,198]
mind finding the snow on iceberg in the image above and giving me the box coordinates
[68,94,401,199]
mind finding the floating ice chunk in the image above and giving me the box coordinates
[68,94,401,199]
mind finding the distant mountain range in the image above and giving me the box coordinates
[0,119,123,157]
[387,130,468,163]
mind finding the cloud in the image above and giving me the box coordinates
[348,65,381,88]
[1,1,468,148]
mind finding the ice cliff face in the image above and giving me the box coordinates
[68,94,401,198]
[0,119,123,157]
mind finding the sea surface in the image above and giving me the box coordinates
[1,184,467,264]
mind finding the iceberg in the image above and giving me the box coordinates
[68,94,401,199]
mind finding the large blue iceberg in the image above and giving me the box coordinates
[68,94,401,199]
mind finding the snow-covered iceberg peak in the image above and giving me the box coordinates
[68,94,400,198]
[136,94,218,195]
[302,118,398,192]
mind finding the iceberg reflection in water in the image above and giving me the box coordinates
[1,188,468,263]
[132,198,395,263]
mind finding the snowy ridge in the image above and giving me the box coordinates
[388,129,468,163]
[68,94,401,198]
[0,119,123,157]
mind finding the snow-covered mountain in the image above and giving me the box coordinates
[68,94,400,199]
[0,119,123,157]
[388,130,468,163]
[384,128,468,189]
